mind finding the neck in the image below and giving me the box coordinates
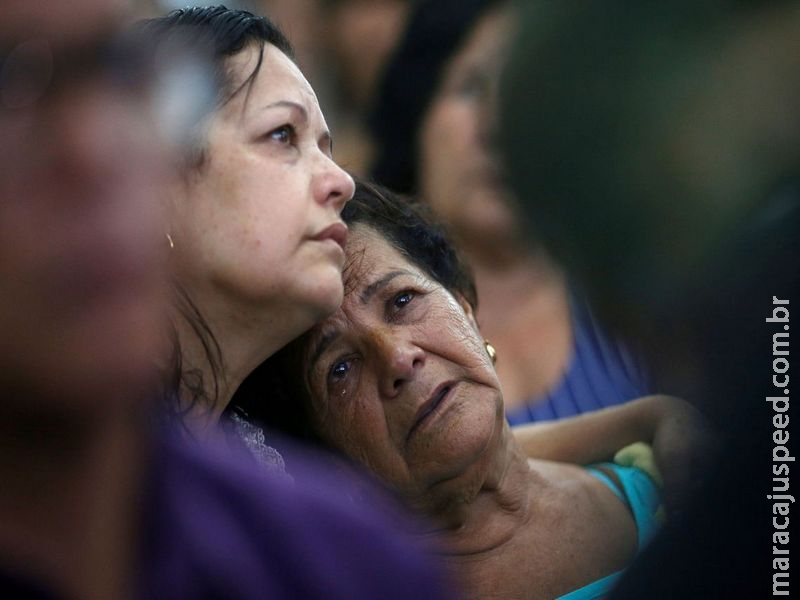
[414,432,619,600]
[0,400,148,599]
[418,425,539,557]
[172,283,315,436]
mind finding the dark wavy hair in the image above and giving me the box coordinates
[230,180,476,443]
[139,6,294,426]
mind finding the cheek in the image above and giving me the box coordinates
[422,100,474,158]
[419,102,476,212]
[319,392,401,477]
[437,302,500,385]
[184,154,309,263]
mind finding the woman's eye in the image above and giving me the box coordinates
[268,124,295,144]
[393,291,414,310]
[329,359,350,383]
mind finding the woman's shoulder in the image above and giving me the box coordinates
[525,458,623,514]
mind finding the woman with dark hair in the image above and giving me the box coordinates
[234,182,706,599]
[139,7,356,445]
[369,0,650,424]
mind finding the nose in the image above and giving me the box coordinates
[313,154,355,213]
[374,330,426,399]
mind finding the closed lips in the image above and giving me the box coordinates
[312,222,348,249]
[407,381,456,443]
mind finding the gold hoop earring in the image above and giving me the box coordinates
[166,233,175,250]
[484,340,497,365]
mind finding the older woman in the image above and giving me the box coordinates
[234,183,706,598]
[139,7,356,441]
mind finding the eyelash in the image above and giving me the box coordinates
[390,289,414,312]
[388,288,426,323]
[267,124,296,145]
[328,358,351,384]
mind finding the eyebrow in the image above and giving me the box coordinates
[262,100,334,155]
[359,270,409,304]
[306,269,411,375]
[261,100,308,122]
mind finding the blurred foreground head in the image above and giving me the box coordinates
[501,0,800,337]
[0,0,176,410]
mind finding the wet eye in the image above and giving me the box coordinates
[329,359,350,383]
[268,124,295,144]
[393,291,414,310]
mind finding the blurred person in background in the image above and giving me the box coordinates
[316,0,412,174]
[501,0,800,596]
[0,2,452,597]
[370,0,651,425]
[0,0,171,596]
[0,3,171,407]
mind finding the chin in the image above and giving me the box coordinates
[409,390,500,486]
[301,268,345,320]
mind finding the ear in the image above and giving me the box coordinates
[454,293,480,334]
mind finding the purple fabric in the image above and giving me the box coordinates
[506,294,650,426]
[136,431,452,599]
[0,429,451,599]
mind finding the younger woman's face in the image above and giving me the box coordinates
[171,43,355,322]
[302,225,504,500]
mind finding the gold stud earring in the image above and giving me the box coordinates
[166,233,175,250]
[484,340,497,365]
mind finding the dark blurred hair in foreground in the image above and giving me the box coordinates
[499,1,800,596]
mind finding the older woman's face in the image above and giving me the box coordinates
[303,226,504,498]
[171,43,355,319]
[418,8,516,245]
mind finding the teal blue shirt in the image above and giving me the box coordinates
[556,464,661,599]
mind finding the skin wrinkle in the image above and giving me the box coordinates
[305,225,503,510]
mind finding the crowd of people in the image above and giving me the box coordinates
[1,1,795,598]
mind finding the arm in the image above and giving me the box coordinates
[513,395,714,511]
[512,395,691,463]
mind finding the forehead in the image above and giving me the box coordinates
[342,226,418,296]
[222,42,321,119]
